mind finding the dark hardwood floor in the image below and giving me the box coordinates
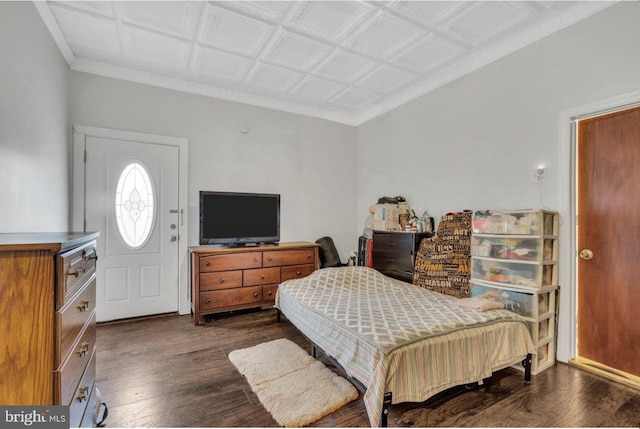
[96,310,640,427]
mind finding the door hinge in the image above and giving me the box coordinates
[84,150,87,163]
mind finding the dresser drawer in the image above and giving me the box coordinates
[56,241,97,310]
[79,380,98,428]
[200,270,242,291]
[57,277,96,363]
[263,249,315,267]
[243,267,280,286]
[372,250,413,273]
[200,286,263,310]
[281,264,315,281]
[200,252,262,272]
[263,284,278,302]
[68,349,96,428]
[55,313,95,403]
[373,233,413,251]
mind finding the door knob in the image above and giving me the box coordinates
[579,249,593,260]
[170,235,177,242]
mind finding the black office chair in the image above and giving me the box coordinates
[315,236,344,268]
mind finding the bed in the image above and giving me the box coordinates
[275,266,535,427]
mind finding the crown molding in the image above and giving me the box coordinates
[33,0,75,65]
[69,57,361,126]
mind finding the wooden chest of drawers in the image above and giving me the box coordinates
[0,232,100,427]
[190,242,319,325]
[372,231,433,282]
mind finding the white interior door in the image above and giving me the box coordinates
[85,137,179,322]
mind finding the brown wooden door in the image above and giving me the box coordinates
[577,106,640,377]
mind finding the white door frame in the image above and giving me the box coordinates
[72,125,190,316]
[557,89,640,363]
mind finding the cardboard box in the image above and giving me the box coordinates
[372,203,409,231]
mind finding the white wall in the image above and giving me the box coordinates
[357,2,640,363]
[0,2,69,232]
[69,73,358,260]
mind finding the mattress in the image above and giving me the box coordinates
[276,266,534,427]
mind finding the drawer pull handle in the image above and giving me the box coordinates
[253,257,258,263]
[77,342,90,357]
[205,261,211,266]
[76,386,89,402]
[387,242,396,246]
[267,257,273,262]
[77,300,90,312]
[206,298,211,304]
[219,278,224,284]
[83,249,98,263]
[253,292,259,298]
[296,271,302,276]
[260,275,265,280]
[386,258,395,263]
[268,290,273,296]
[67,267,86,278]
[307,254,311,259]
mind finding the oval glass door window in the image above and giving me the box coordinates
[115,162,155,249]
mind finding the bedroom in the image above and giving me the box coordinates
[1,1,639,427]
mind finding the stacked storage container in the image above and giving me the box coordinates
[470,209,559,374]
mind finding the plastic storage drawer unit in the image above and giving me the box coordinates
[469,281,555,319]
[471,235,557,262]
[472,210,558,236]
[471,257,557,289]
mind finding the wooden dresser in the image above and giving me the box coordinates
[372,231,433,283]
[0,232,100,427]
[190,242,319,325]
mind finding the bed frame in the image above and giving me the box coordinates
[278,309,533,427]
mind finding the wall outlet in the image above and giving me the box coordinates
[531,167,547,183]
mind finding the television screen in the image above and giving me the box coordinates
[199,191,280,245]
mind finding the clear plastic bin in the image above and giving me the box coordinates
[471,258,556,288]
[527,316,554,343]
[536,340,555,366]
[471,236,557,262]
[472,210,558,236]
[470,281,555,319]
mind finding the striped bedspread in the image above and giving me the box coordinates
[276,266,534,427]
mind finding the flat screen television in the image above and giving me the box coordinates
[199,191,280,246]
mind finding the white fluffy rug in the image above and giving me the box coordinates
[228,338,358,427]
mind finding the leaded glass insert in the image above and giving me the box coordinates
[115,162,155,249]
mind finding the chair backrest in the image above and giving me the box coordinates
[315,236,342,268]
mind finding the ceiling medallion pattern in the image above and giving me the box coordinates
[36,1,613,126]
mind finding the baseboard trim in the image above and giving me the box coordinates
[569,357,640,389]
